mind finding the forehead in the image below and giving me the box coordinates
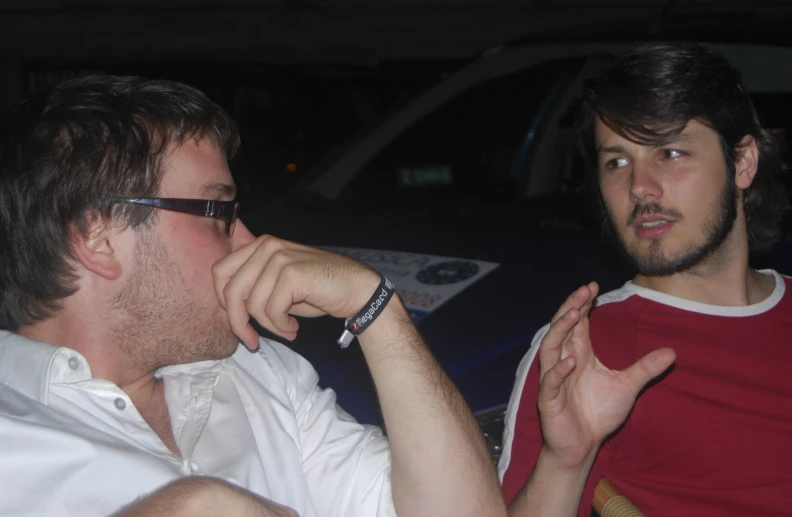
[158,137,235,198]
[594,117,712,151]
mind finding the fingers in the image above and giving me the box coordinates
[243,249,298,340]
[212,234,274,310]
[212,235,378,345]
[567,282,599,353]
[221,239,289,347]
[621,347,677,396]
[550,282,599,325]
[262,265,307,340]
[535,282,602,379]
[538,355,577,410]
[214,235,301,347]
[577,282,599,320]
[538,308,579,376]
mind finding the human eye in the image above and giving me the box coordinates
[603,156,629,171]
[661,149,687,160]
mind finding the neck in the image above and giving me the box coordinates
[632,219,775,306]
[20,303,179,455]
[18,304,160,397]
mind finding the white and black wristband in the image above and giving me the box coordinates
[337,275,396,348]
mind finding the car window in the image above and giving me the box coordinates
[339,59,583,210]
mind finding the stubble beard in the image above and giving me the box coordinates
[109,225,240,372]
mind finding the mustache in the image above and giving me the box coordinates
[626,203,684,227]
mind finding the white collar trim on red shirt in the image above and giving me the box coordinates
[596,269,787,317]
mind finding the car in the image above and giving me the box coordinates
[244,32,792,462]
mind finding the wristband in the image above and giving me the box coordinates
[337,275,396,348]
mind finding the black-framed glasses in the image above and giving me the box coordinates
[111,198,239,236]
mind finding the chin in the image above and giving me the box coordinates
[217,331,244,356]
[185,324,244,363]
[630,244,713,277]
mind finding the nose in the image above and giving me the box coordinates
[629,159,663,203]
[231,219,256,250]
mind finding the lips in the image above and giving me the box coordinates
[633,216,675,239]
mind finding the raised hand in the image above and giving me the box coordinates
[537,283,676,470]
[211,235,381,348]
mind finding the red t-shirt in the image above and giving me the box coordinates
[500,271,792,516]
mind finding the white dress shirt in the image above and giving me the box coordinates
[0,331,396,517]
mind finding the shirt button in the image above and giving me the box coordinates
[67,357,80,370]
[114,398,127,410]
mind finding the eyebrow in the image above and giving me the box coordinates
[596,133,697,155]
[597,144,629,155]
[199,182,237,199]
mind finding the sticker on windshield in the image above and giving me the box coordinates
[322,247,499,322]
[416,261,480,285]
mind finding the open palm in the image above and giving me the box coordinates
[537,283,676,469]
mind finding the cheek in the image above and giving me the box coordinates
[667,172,713,217]
[168,226,233,280]
[599,183,629,221]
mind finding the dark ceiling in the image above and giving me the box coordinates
[5,1,792,65]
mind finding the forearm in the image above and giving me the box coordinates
[508,447,594,517]
[113,477,221,517]
[358,298,507,517]
[113,477,295,517]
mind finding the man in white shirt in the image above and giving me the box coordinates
[0,76,507,517]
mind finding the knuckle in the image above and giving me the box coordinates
[255,233,273,244]
[210,258,225,277]
[257,235,284,253]
[270,249,291,267]
[281,261,301,281]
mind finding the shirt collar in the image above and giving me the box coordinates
[0,330,227,403]
[0,330,80,404]
[619,269,786,317]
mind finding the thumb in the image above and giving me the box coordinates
[621,347,676,395]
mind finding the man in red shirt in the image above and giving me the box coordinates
[500,42,792,516]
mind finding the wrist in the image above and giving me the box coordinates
[538,443,599,478]
[344,269,384,319]
[338,273,398,348]
[356,296,413,350]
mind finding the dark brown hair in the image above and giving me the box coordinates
[0,75,240,330]
[576,42,789,255]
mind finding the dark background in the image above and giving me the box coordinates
[6,1,792,209]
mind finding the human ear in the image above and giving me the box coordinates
[71,216,122,280]
[734,134,759,190]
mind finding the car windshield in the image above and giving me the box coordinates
[339,59,584,210]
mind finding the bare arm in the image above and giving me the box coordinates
[213,235,507,517]
[509,284,675,517]
[508,448,595,517]
[359,297,506,517]
[113,477,299,517]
